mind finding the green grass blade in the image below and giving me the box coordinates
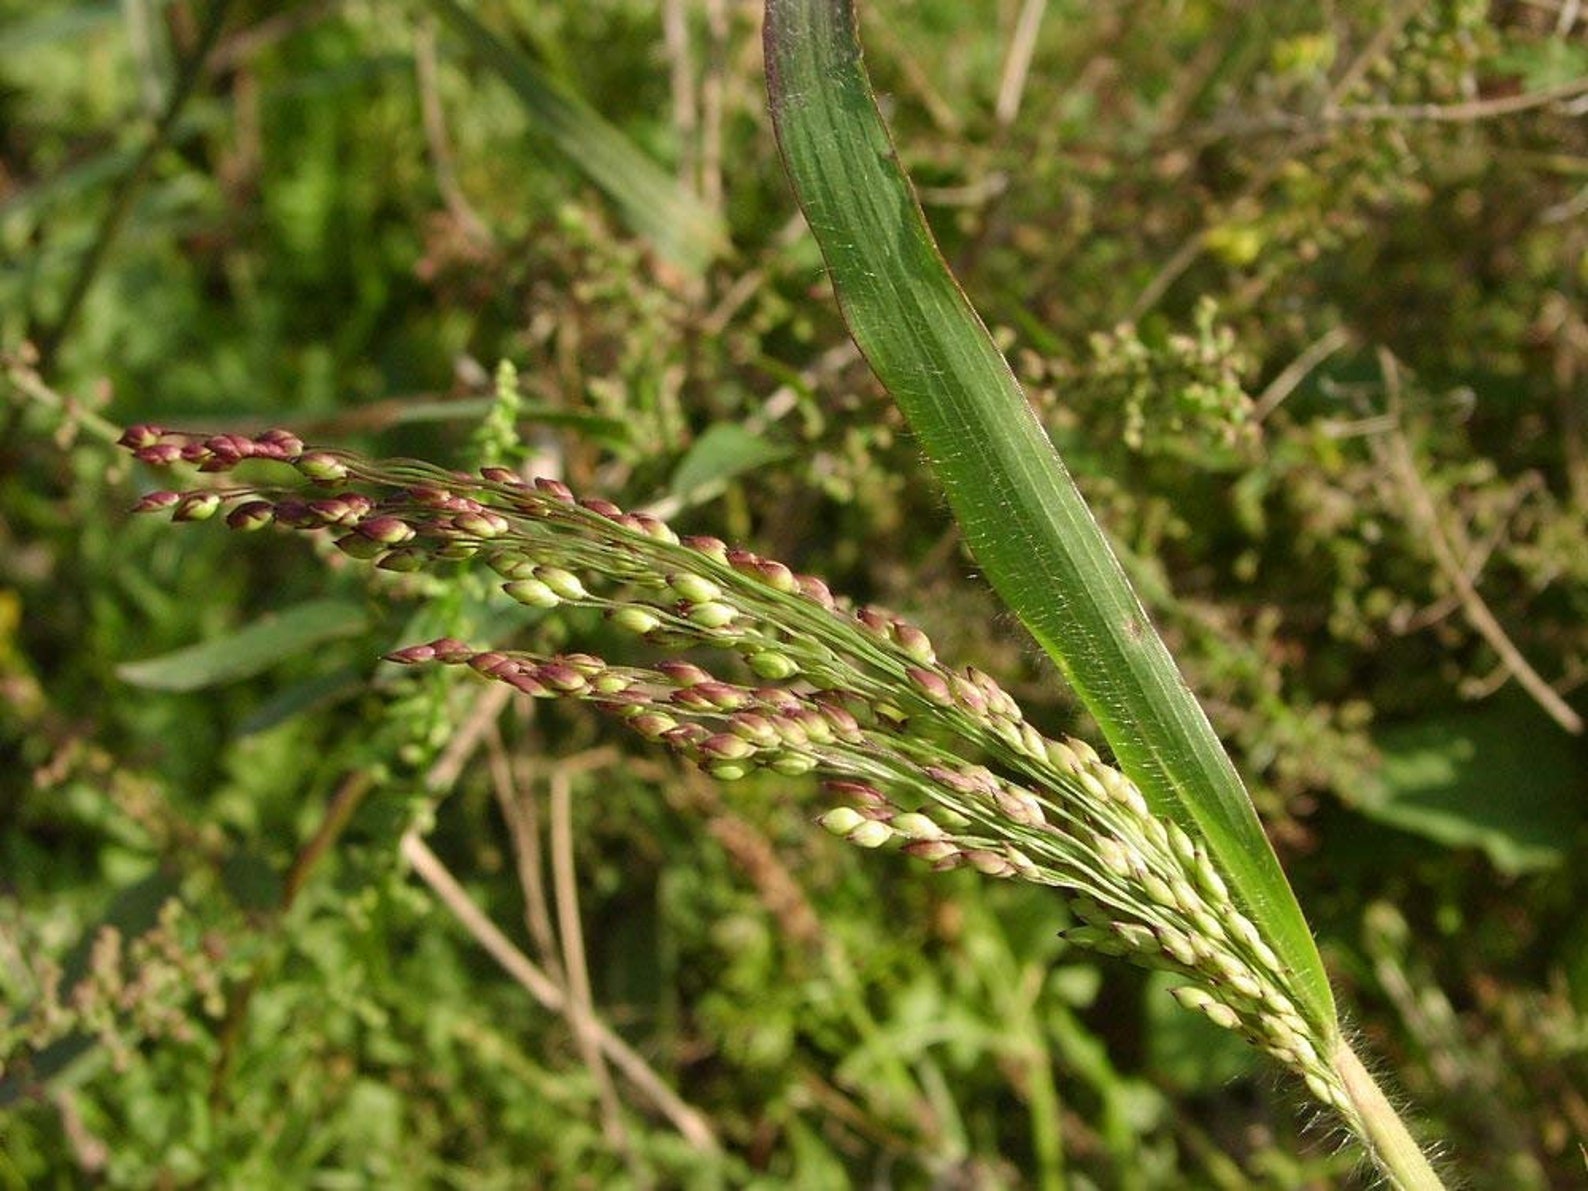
[117,599,370,692]
[763,0,1335,1032]
[429,0,727,274]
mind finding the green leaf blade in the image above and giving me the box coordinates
[117,599,370,692]
[764,0,1335,1032]
[429,0,727,275]
[670,423,791,501]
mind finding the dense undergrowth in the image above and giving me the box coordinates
[2,1,1586,1186]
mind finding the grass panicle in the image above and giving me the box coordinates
[121,422,1351,1112]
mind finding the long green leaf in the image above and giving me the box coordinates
[429,0,726,275]
[117,599,369,692]
[763,0,1335,1032]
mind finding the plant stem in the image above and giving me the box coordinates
[1332,1040,1445,1190]
[34,0,233,369]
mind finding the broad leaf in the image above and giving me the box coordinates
[1362,696,1586,874]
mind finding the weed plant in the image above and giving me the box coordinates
[3,1,1586,1187]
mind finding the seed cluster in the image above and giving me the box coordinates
[120,424,1348,1111]
[1,900,230,1080]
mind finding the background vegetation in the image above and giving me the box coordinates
[3,0,1586,1185]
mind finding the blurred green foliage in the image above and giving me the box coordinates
[2,0,1585,1186]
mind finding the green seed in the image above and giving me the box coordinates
[748,650,799,680]
[818,807,867,836]
[890,812,944,841]
[611,606,662,634]
[504,579,561,609]
[667,572,722,603]
[847,819,894,849]
[687,601,738,629]
[533,566,587,601]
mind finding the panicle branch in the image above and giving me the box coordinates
[119,423,1349,1111]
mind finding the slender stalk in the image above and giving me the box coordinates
[35,0,233,368]
[549,768,645,1183]
[1375,350,1581,734]
[1333,1042,1444,1191]
[400,832,720,1154]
